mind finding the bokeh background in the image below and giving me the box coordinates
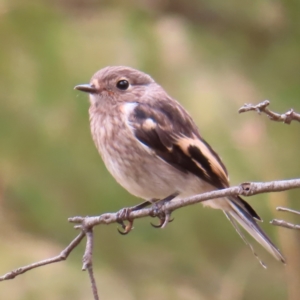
[1,0,300,299]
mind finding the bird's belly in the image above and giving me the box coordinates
[91,115,218,202]
[100,141,213,201]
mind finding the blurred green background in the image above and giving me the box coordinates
[1,0,300,299]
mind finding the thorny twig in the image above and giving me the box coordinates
[239,100,300,124]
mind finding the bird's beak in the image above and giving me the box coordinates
[74,84,97,94]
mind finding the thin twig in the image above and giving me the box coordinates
[82,229,93,271]
[87,264,99,300]
[276,206,300,215]
[271,219,300,230]
[0,232,85,281]
[239,100,300,124]
[83,229,99,300]
[270,206,300,231]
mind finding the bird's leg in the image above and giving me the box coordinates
[116,200,152,235]
[150,193,179,229]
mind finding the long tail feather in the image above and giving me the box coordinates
[226,198,286,264]
[224,212,267,268]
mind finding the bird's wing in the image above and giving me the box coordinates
[124,101,229,190]
[125,101,262,221]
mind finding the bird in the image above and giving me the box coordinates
[74,66,285,266]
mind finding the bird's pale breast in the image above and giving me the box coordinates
[89,105,214,201]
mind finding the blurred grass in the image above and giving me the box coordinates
[0,0,300,299]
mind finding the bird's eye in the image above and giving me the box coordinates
[116,80,129,90]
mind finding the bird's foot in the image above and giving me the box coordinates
[116,200,152,235]
[150,193,178,229]
[116,207,134,235]
[150,207,174,229]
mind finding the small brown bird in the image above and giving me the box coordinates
[75,66,285,266]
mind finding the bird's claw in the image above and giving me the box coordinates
[150,204,174,228]
[117,219,134,235]
[116,207,134,235]
[150,216,174,228]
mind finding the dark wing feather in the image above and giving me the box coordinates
[129,101,229,189]
[128,101,261,221]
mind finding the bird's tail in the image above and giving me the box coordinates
[225,196,285,267]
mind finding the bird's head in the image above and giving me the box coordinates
[75,66,155,106]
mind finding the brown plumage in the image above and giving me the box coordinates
[75,66,285,265]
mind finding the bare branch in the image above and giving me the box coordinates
[82,229,99,300]
[239,100,300,233]
[86,263,99,300]
[1,178,300,297]
[270,206,300,231]
[276,206,300,216]
[69,179,300,229]
[239,100,300,124]
[271,219,300,230]
[0,232,85,281]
